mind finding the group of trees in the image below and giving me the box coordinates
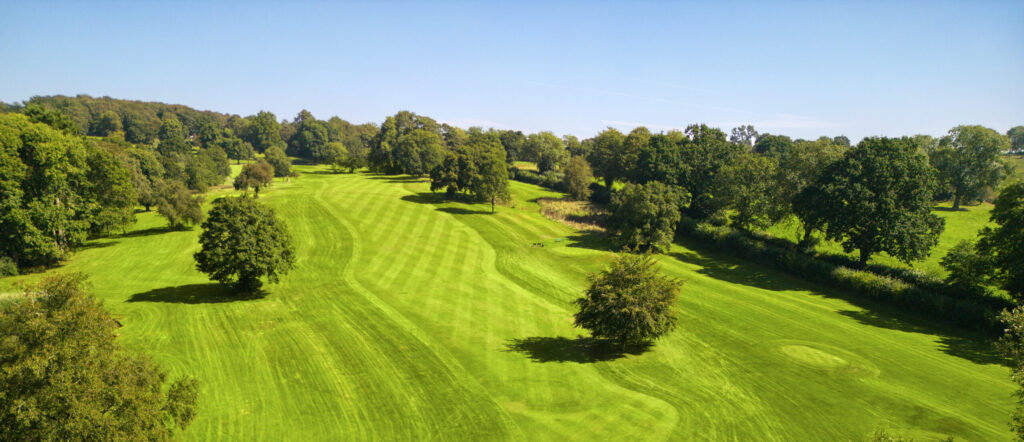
[0,274,198,439]
[0,113,137,267]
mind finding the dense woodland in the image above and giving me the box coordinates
[2,94,1024,439]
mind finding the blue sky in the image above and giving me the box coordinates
[1,1,1021,141]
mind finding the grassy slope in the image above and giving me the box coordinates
[1,166,1015,440]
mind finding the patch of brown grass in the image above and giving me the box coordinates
[537,197,607,232]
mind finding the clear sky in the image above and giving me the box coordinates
[1,1,1021,141]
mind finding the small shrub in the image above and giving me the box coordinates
[0,256,17,277]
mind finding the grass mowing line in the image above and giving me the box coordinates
[305,176,526,439]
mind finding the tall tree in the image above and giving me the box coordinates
[574,253,680,346]
[194,196,295,292]
[0,274,198,440]
[930,125,1011,209]
[156,118,190,157]
[753,133,793,158]
[778,137,847,243]
[794,137,944,265]
[717,152,787,231]
[525,131,567,172]
[264,145,293,178]
[977,181,1024,301]
[678,124,741,218]
[244,111,282,153]
[469,134,509,213]
[607,182,687,252]
[588,127,627,191]
[233,161,274,197]
[93,110,123,136]
[729,125,758,147]
[156,180,204,229]
[1007,126,1024,153]
[563,156,594,201]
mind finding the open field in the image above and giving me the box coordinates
[0,165,1015,440]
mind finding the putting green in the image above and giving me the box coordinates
[0,165,1015,440]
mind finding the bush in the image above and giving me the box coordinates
[677,217,1006,333]
[0,256,17,277]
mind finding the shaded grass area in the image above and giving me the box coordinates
[0,164,1015,441]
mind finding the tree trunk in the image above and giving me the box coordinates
[952,191,961,210]
[858,249,870,267]
[491,196,495,213]
[800,228,813,246]
[605,176,615,191]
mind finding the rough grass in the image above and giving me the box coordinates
[0,165,1015,440]
[536,197,606,232]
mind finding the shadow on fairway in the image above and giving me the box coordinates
[932,206,967,212]
[127,283,265,304]
[367,174,425,183]
[670,247,805,292]
[400,192,493,214]
[120,226,178,238]
[837,309,1008,366]
[505,336,651,363]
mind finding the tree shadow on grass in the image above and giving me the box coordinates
[564,231,617,252]
[367,174,426,183]
[400,192,493,215]
[119,226,178,238]
[127,283,265,304]
[505,336,652,363]
[670,247,805,292]
[837,309,1009,366]
[932,206,967,212]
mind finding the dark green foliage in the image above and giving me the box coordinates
[287,112,331,160]
[21,103,82,135]
[716,152,788,231]
[794,137,944,265]
[264,145,293,177]
[607,182,688,252]
[125,148,166,211]
[429,131,509,212]
[977,181,1024,300]
[563,156,594,201]
[156,181,204,228]
[930,125,1011,209]
[633,131,685,186]
[93,110,123,136]
[753,133,793,157]
[184,146,231,192]
[0,274,198,440]
[394,129,445,177]
[217,134,255,164]
[244,111,282,153]
[1007,126,1024,153]
[940,240,991,294]
[574,253,680,345]
[999,307,1024,439]
[85,146,138,235]
[234,161,274,197]
[525,131,568,172]
[194,196,295,292]
[777,137,847,242]
[678,124,742,218]
[0,256,16,277]
[368,111,441,174]
[0,114,92,267]
[318,142,347,169]
[498,130,527,162]
[157,118,191,157]
[563,135,585,158]
[729,125,758,147]
[587,127,627,190]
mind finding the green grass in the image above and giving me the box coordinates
[767,201,994,276]
[1,166,1015,440]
